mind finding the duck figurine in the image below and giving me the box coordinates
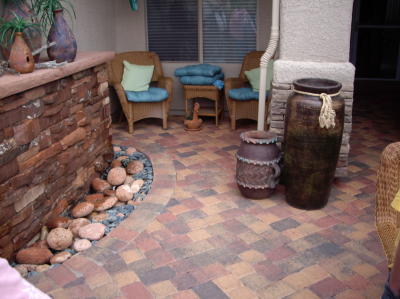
[184,102,203,131]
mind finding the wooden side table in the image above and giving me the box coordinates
[182,85,223,126]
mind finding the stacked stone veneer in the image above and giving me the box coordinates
[269,81,353,177]
[0,64,113,260]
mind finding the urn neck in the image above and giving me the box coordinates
[293,78,342,95]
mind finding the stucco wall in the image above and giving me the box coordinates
[70,0,116,52]
[279,0,354,63]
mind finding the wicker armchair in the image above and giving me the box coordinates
[108,51,173,133]
[225,51,269,130]
[376,142,400,267]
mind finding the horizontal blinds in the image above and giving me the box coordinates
[203,0,257,63]
[147,0,198,61]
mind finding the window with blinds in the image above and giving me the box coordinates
[147,0,198,61]
[146,0,257,63]
[203,0,257,63]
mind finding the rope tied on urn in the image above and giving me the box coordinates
[292,89,341,129]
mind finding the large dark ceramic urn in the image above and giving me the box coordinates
[283,78,344,210]
[47,9,77,63]
[236,130,281,199]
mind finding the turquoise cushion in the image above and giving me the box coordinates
[125,87,168,103]
[179,73,224,85]
[229,87,267,101]
[175,64,222,77]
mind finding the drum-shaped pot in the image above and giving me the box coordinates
[236,130,281,199]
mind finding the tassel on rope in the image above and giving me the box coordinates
[293,89,340,129]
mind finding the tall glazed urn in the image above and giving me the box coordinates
[47,9,77,63]
[236,131,281,199]
[1,0,42,62]
[283,78,344,210]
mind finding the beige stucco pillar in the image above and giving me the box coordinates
[270,0,355,177]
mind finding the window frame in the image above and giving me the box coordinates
[144,0,259,64]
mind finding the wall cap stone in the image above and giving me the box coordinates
[0,51,115,100]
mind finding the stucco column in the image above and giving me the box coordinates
[270,0,355,177]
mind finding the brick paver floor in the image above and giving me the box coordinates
[29,98,400,298]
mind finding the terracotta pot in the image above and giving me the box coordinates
[283,78,344,210]
[9,32,35,74]
[236,130,281,199]
[1,0,42,62]
[47,9,77,63]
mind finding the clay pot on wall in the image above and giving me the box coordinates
[1,0,42,62]
[47,9,77,63]
[9,32,35,73]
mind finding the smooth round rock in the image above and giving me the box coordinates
[111,159,122,168]
[91,178,112,192]
[116,185,133,202]
[16,247,53,265]
[73,239,92,252]
[46,217,71,229]
[78,223,106,240]
[14,265,28,277]
[124,176,135,186]
[95,196,118,211]
[90,211,108,222]
[130,184,140,194]
[50,251,72,264]
[36,264,50,272]
[126,147,136,155]
[126,161,144,175]
[107,167,127,186]
[69,218,91,237]
[85,193,104,204]
[117,155,129,161]
[132,179,144,189]
[71,202,94,218]
[47,228,74,251]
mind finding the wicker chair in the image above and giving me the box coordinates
[224,51,270,130]
[376,142,400,267]
[108,51,173,133]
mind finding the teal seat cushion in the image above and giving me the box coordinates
[175,64,222,77]
[229,87,267,101]
[125,87,168,103]
[179,73,224,85]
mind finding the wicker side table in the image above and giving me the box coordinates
[183,85,223,126]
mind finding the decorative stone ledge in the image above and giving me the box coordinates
[0,52,115,260]
[0,51,115,100]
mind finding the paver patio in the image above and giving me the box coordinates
[28,98,399,298]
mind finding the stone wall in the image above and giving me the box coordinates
[0,64,113,260]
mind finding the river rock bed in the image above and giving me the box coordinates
[12,146,153,278]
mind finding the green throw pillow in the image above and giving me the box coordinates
[121,60,154,92]
[244,59,274,92]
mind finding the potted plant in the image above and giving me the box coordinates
[1,0,42,61]
[31,0,77,62]
[0,14,39,73]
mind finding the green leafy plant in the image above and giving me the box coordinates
[30,0,76,32]
[0,14,39,46]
